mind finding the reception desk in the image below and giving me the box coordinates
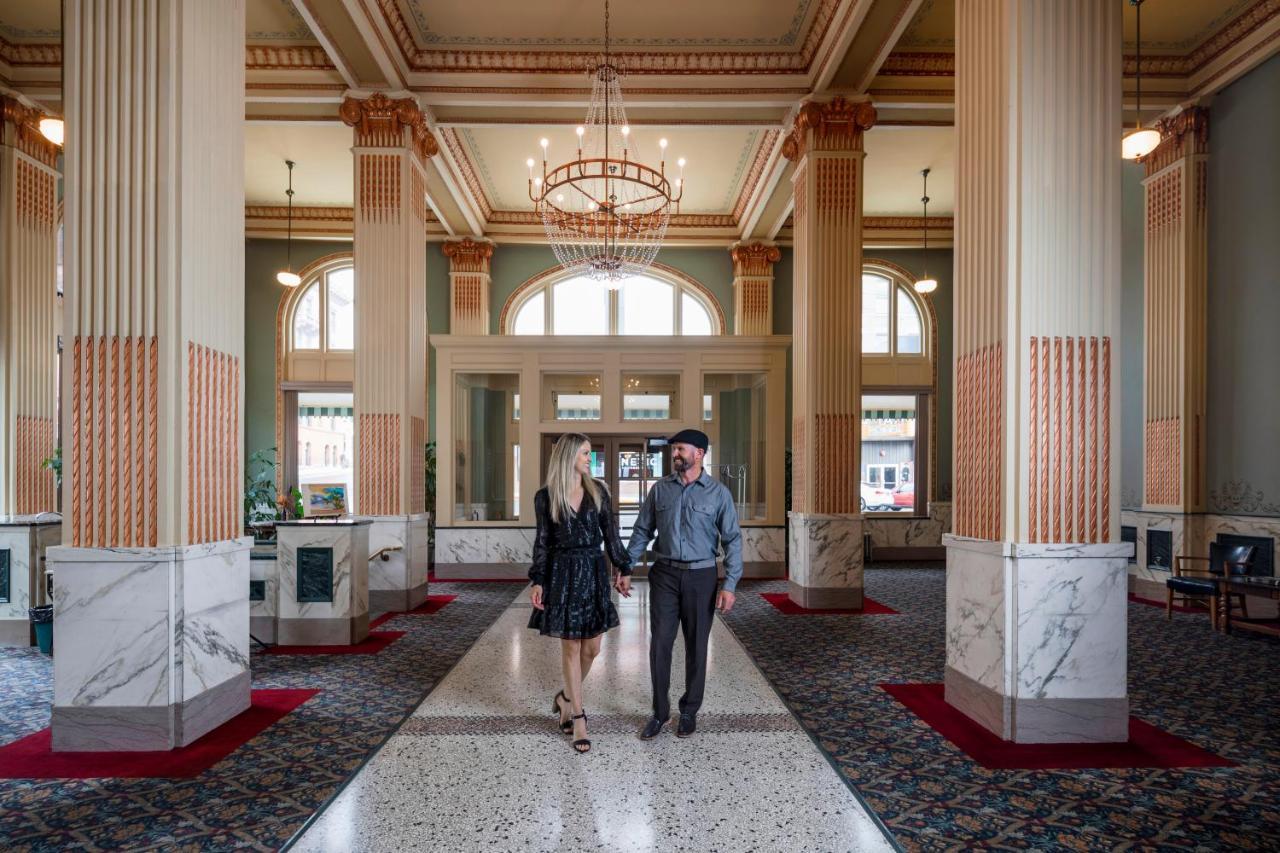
[275,519,371,646]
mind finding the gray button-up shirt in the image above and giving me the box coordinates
[625,469,744,593]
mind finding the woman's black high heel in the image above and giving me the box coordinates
[552,690,573,734]
[571,712,591,753]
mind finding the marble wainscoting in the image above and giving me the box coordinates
[944,535,1132,744]
[741,526,785,577]
[434,527,535,579]
[1120,509,1204,593]
[865,501,953,560]
[249,547,278,644]
[788,512,863,609]
[48,538,253,751]
[0,515,61,646]
[364,513,431,612]
[276,520,370,645]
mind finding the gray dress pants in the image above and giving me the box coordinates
[648,561,718,721]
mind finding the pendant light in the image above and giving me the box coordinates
[38,0,65,145]
[913,168,938,294]
[1121,0,1161,160]
[275,159,301,287]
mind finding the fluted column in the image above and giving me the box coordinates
[783,96,875,609]
[0,94,60,516]
[443,238,494,335]
[49,0,250,751]
[944,0,1129,744]
[1141,108,1209,520]
[341,92,434,611]
[730,242,781,336]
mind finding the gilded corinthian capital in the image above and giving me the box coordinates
[730,242,782,277]
[781,96,877,162]
[340,92,439,160]
[442,238,495,273]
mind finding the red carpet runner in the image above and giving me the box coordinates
[0,689,318,779]
[881,683,1234,770]
[263,631,405,655]
[761,592,899,615]
[369,594,458,629]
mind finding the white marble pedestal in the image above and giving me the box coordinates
[249,546,279,644]
[48,538,253,751]
[788,512,864,609]
[364,513,430,613]
[276,519,370,646]
[943,534,1132,744]
[0,515,61,646]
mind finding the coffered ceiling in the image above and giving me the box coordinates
[4,0,1278,246]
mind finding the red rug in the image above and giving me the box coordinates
[0,689,318,779]
[1129,592,1204,614]
[880,683,1235,770]
[762,592,899,615]
[263,630,405,655]
[428,573,528,583]
[369,594,458,629]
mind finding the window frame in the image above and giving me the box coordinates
[861,271,930,361]
[502,263,724,336]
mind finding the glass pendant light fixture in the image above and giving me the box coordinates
[39,1,65,146]
[1122,0,1161,160]
[914,168,938,294]
[275,159,301,287]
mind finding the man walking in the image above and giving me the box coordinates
[617,429,742,739]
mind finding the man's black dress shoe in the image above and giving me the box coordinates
[677,714,697,738]
[640,717,667,740]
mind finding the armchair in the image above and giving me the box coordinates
[1166,543,1257,629]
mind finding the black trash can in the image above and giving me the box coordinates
[29,605,53,654]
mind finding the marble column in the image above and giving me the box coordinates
[444,238,494,336]
[276,519,371,645]
[729,242,781,336]
[48,0,250,751]
[341,93,434,610]
[782,96,875,609]
[1137,107,1211,563]
[0,93,60,516]
[945,0,1129,743]
[0,515,60,646]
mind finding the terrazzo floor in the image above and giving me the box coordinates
[291,584,896,852]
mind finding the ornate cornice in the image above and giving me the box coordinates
[245,205,356,222]
[865,216,954,230]
[781,96,877,162]
[732,129,781,223]
[1,94,60,165]
[375,0,844,76]
[0,35,60,67]
[339,92,439,160]
[441,238,494,273]
[439,128,492,219]
[730,242,782,277]
[879,51,955,77]
[245,45,336,70]
[1142,106,1210,175]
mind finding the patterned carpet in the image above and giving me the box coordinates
[0,582,521,852]
[721,567,1280,852]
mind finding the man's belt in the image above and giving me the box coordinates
[656,557,718,571]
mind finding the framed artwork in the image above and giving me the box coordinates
[302,483,347,517]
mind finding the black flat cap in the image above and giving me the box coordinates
[668,429,709,452]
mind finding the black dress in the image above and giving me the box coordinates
[528,484,633,639]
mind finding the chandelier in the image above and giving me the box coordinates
[527,0,685,287]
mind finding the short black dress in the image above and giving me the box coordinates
[528,484,633,639]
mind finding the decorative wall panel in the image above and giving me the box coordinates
[187,343,241,545]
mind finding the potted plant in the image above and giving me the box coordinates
[425,441,437,571]
[244,448,281,541]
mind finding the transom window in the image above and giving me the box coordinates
[508,272,720,336]
[292,265,355,351]
[862,273,924,356]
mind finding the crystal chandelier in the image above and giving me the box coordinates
[527,0,685,287]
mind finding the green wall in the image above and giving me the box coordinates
[1120,160,1146,509]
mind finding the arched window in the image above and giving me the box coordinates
[502,264,723,336]
[861,272,926,357]
[291,264,354,351]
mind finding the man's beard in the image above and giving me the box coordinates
[672,455,689,472]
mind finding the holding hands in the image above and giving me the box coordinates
[613,574,632,598]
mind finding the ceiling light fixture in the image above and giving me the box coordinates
[914,168,938,294]
[1122,0,1161,160]
[39,1,65,146]
[275,160,301,287]
[527,0,684,288]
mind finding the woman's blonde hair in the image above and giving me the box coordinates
[546,432,604,523]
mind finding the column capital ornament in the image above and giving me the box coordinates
[340,92,439,160]
[1,94,59,167]
[781,96,877,162]
[730,242,782,277]
[1143,106,1209,175]
[442,238,494,273]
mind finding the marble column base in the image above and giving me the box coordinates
[0,619,32,646]
[364,514,431,613]
[788,512,863,609]
[943,534,1132,744]
[278,611,370,646]
[0,516,61,646]
[47,538,253,751]
[276,519,371,647]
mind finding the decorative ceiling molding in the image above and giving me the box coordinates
[0,36,58,67]
[865,215,953,230]
[438,128,493,219]
[732,129,782,222]
[374,0,847,76]
[246,45,337,70]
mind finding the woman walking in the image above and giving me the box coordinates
[529,433,633,753]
